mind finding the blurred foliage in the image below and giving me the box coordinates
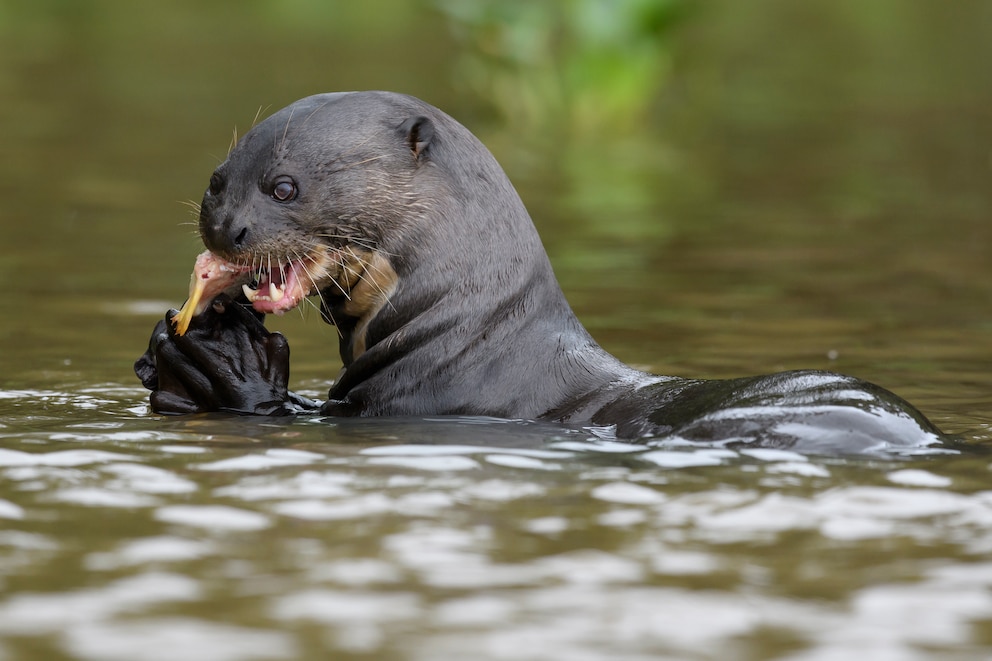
[1,0,989,325]
[434,0,690,132]
[434,0,693,261]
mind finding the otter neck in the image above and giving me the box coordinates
[325,241,639,420]
[319,251,398,367]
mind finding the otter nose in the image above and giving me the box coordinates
[199,207,249,258]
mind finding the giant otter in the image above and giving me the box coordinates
[135,91,946,453]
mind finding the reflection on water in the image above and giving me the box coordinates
[2,0,992,659]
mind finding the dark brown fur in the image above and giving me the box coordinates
[136,92,949,454]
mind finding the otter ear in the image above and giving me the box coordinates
[399,116,434,159]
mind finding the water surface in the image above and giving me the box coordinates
[1,2,992,659]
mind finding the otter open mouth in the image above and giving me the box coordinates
[240,261,309,314]
[172,250,331,335]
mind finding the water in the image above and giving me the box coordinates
[2,1,992,659]
[2,410,992,659]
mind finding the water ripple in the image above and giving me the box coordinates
[0,426,989,658]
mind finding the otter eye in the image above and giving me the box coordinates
[207,173,224,196]
[271,177,297,202]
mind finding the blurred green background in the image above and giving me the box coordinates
[1,0,990,433]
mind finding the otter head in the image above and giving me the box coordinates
[197,90,557,385]
[197,92,448,362]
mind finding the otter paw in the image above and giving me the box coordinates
[141,294,293,415]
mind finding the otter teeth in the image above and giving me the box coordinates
[241,282,287,302]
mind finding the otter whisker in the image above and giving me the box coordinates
[299,99,335,131]
[343,245,384,278]
[252,252,263,285]
[278,106,297,153]
[304,252,347,335]
[250,105,268,130]
[341,262,362,288]
[294,250,344,338]
[344,246,397,314]
[228,126,239,156]
[323,154,387,176]
[314,233,396,259]
[320,306,339,331]
[324,271,352,301]
[179,203,203,224]
[358,270,396,314]
[314,238,381,257]
[286,255,311,323]
[339,252,370,290]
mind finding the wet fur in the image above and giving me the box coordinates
[137,91,947,453]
